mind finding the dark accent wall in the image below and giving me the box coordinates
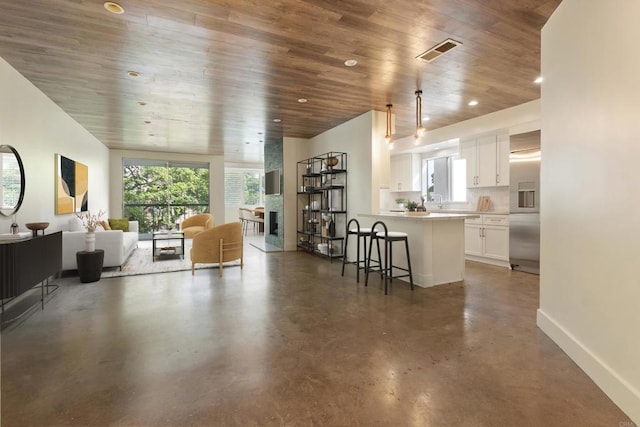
[264,137,284,248]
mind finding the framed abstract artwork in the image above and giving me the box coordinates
[55,154,88,214]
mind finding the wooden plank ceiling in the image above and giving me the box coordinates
[0,0,560,163]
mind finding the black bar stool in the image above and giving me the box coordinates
[365,220,414,294]
[341,218,379,282]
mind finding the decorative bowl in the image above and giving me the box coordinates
[25,222,49,236]
[323,156,339,169]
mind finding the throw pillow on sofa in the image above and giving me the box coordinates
[108,218,129,232]
[100,220,111,230]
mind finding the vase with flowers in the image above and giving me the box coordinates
[77,209,105,252]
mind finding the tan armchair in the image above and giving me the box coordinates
[181,213,214,238]
[190,222,243,277]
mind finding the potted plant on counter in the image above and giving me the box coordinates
[405,201,418,212]
[395,198,406,210]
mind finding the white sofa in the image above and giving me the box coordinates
[62,221,139,271]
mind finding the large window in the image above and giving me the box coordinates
[224,169,264,206]
[123,159,209,236]
[422,155,466,203]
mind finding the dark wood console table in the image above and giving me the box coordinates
[0,231,62,317]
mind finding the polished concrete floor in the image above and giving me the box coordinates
[1,241,632,426]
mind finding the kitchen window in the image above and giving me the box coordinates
[422,155,466,203]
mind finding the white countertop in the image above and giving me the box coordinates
[361,212,480,221]
[428,209,509,215]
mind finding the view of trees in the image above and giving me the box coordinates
[123,163,209,233]
[224,170,263,206]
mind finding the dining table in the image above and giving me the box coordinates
[253,207,265,233]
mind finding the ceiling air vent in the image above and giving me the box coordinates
[416,38,462,62]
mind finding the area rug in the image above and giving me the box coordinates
[100,246,232,278]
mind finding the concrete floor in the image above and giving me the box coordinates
[0,242,632,426]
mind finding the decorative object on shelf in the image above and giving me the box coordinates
[385,104,393,148]
[395,198,406,210]
[25,222,49,237]
[321,214,336,237]
[307,218,319,233]
[323,156,339,171]
[77,209,105,252]
[414,90,425,140]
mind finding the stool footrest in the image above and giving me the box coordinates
[364,220,414,294]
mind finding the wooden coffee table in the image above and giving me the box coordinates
[152,230,185,262]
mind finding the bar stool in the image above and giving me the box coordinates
[365,220,414,295]
[341,218,379,282]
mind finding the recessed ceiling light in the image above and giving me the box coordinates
[534,76,544,84]
[298,98,308,103]
[149,133,154,137]
[144,120,151,124]
[245,141,250,145]
[273,118,281,123]
[344,59,358,67]
[259,140,264,143]
[257,132,263,135]
[104,1,124,14]
[468,100,478,106]
[128,71,140,77]
[138,101,147,106]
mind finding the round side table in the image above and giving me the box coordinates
[76,249,104,283]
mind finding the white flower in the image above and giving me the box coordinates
[77,209,105,233]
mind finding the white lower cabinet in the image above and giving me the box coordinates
[465,214,509,266]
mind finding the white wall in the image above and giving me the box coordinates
[538,1,640,423]
[283,137,308,251]
[310,111,387,213]
[109,149,225,225]
[282,111,388,251]
[0,56,109,233]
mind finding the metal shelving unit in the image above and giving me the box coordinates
[296,152,347,261]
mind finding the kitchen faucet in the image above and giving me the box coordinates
[430,193,444,209]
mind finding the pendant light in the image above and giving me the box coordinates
[415,90,425,140]
[384,104,393,144]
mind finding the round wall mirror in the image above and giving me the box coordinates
[0,145,26,217]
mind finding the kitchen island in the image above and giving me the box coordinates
[358,212,480,288]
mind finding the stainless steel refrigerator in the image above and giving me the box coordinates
[509,131,540,274]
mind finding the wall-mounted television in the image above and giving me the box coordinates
[265,169,281,195]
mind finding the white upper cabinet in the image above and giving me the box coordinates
[496,134,510,186]
[460,134,509,188]
[389,153,421,192]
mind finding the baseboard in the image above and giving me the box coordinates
[465,255,510,268]
[537,309,640,424]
